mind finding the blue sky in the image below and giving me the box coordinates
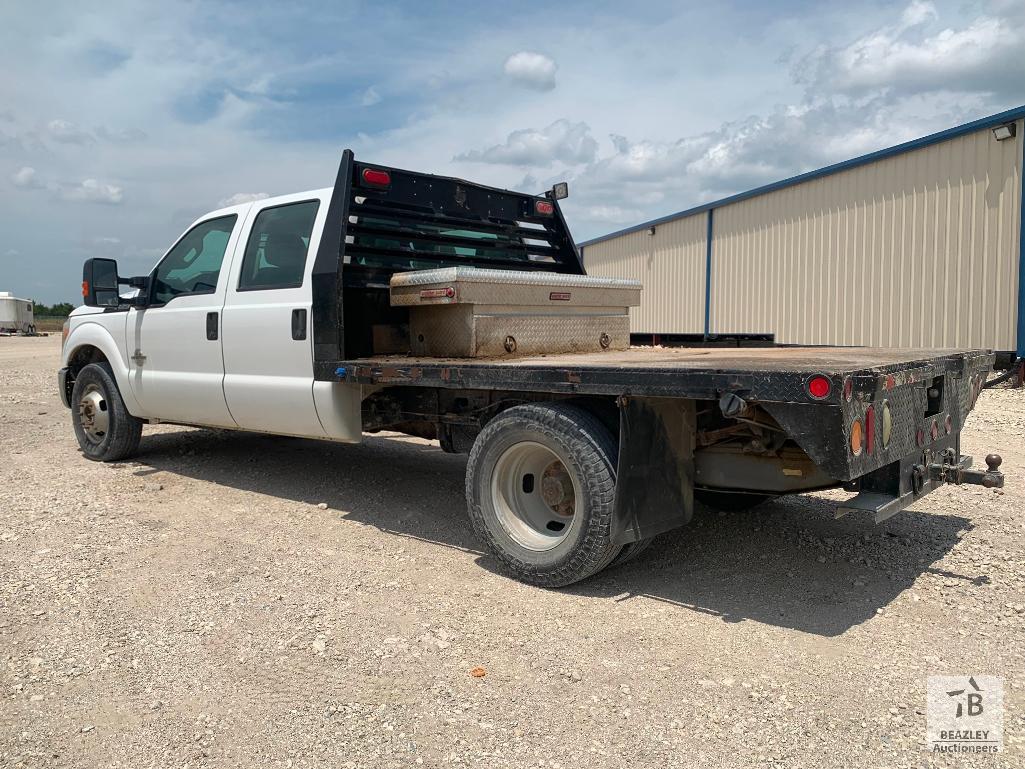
[2,0,1023,302]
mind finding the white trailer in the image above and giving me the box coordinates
[0,292,35,334]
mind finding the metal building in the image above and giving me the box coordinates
[579,105,1025,358]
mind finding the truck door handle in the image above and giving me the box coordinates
[291,308,307,340]
[206,312,218,341]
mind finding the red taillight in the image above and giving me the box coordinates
[865,405,875,454]
[807,375,831,400]
[361,167,391,187]
[534,199,554,216]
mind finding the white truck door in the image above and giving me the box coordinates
[126,211,246,427]
[220,195,328,437]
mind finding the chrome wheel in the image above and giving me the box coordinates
[490,441,579,552]
[77,383,109,444]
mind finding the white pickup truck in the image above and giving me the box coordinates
[59,150,1004,587]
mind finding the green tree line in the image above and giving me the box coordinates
[31,300,77,317]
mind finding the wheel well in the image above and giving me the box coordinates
[361,387,621,453]
[68,344,109,373]
[64,345,110,403]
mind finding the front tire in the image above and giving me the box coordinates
[71,362,142,461]
[465,403,620,587]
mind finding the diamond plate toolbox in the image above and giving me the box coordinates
[390,267,642,358]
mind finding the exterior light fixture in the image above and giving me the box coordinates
[551,181,569,200]
[992,123,1016,141]
[647,226,656,236]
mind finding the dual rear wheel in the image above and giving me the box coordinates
[465,402,772,586]
[465,402,650,587]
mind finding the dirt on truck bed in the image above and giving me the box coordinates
[1,334,1023,767]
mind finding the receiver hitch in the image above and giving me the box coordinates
[920,450,1004,490]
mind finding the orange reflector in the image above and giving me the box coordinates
[850,419,864,456]
[81,280,89,298]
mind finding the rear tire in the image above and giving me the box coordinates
[608,536,656,568]
[465,402,620,587]
[71,362,143,462]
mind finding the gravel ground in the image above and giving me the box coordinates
[1,335,1023,768]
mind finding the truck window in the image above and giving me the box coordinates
[237,200,320,290]
[151,215,237,305]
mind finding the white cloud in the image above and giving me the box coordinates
[218,192,269,207]
[59,179,124,204]
[900,0,938,28]
[796,1,1025,99]
[11,166,43,189]
[455,119,597,166]
[552,97,940,234]
[47,118,94,144]
[503,51,557,91]
[361,86,382,107]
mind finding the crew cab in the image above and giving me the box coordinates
[59,150,1005,587]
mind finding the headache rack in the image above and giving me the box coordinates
[310,149,583,378]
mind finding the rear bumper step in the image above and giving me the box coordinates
[837,453,1003,522]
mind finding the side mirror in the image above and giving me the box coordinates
[82,258,122,307]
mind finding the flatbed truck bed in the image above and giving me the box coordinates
[339,346,993,398]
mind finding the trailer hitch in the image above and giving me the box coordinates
[915,450,1004,491]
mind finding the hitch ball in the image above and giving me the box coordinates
[986,454,1002,472]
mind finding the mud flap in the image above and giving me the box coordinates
[611,397,695,545]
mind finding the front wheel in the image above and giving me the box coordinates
[70,362,143,461]
[465,403,621,587]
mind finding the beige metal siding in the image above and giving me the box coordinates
[584,213,706,333]
[710,120,1023,349]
